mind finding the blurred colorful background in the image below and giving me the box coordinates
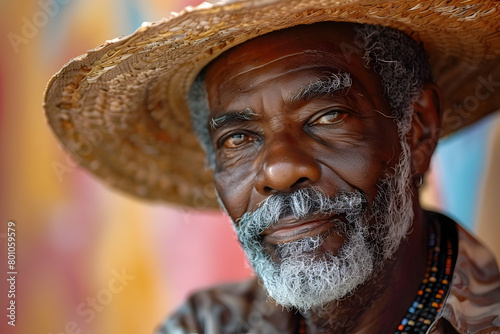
[0,0,499,333]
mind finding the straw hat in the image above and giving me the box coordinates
[44,0,500,208]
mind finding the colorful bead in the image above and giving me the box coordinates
[394,220,453,334]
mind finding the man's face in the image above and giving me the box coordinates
[204,23,413,310]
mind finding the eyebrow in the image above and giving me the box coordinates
[210,108,260,131]
[289,72,352,103]
[209,72,352,131]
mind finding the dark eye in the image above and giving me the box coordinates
[222,133,252,149]
[310,110,347,126]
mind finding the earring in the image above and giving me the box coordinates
[414,174,423,189]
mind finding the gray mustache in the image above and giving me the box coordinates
[236,188,367,238]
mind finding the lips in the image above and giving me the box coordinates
[262,215,338,244]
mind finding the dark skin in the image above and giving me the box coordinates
[204,22,442,333]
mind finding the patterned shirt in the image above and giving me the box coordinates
[158,212,500,333]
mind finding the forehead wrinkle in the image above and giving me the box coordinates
[226,51,307,82]
[225,50,347,84]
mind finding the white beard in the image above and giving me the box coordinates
[232,139,414,312]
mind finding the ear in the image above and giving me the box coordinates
[408,82,443,177]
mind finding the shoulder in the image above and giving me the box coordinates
[156,278,294,334]
[428,211,500,333]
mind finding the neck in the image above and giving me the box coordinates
[300,205,429,334]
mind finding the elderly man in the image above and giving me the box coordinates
[44,0,500,333]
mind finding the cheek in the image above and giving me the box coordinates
[315,137,399,203]
[308,114,400,196]
[214,166,256,220]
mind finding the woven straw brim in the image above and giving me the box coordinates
[44,0,500,208]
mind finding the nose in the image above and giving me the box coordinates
[254,134,321,195]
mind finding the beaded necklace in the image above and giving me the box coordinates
[394,221,453,334]
[296,221,453,334]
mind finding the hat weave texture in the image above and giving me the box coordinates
[44,0,500,207]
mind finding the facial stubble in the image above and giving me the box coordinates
[231,138,414,313]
